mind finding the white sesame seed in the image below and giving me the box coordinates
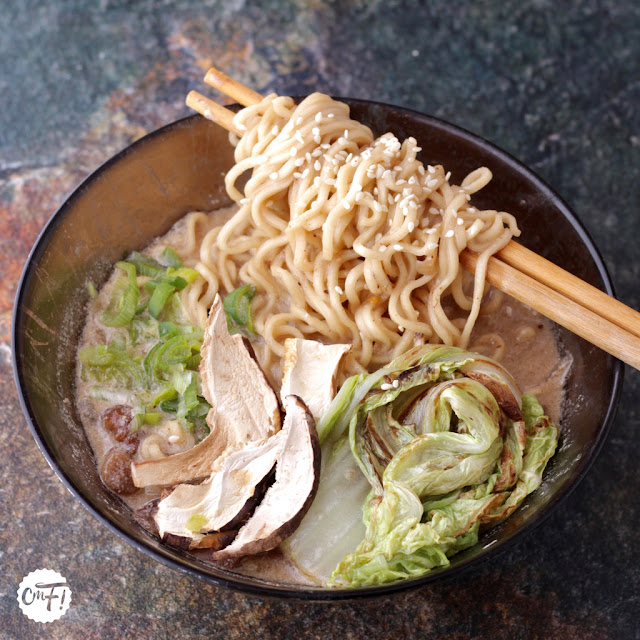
[398,326,404,332]
[314,160,321,171]
[239,198,248,205]
[314,135,322,144]
[397,179,406,185]
[379,245,387,251]
[427,178,439,188]
[302,168,310,178]
[457,217,464,225]
[444,229,455,238]
[168,435,180,443]
[427,242,438,250]
[408,222,415,232]
[393,243,402,251]
[355,191,364,202]
[428,165,436,174]
[338,137,346,145]
[236,122,247,131]
[312,127,320,136]
[328,113,335,118]
[269,172,278,180]
[344,130,349,139]
[394,194,401,202]
[373,187,379,195]
[321,143,330,149]
[429,207,439,214]
[373,201,383,213]
[295,157,304,167]
[290,146,298,157]
[392,379,400,388]
[334,285,344,295]
[418,165,425,175]
[445,171,451,181]
[315,112,322,122]
[380,383,392,391]
[388,194,394,204]
[408,176,416,185]
[293,172,302,179]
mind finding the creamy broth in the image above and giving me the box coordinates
[76,206,569,586]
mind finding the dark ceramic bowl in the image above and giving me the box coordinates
[13,100,623,600]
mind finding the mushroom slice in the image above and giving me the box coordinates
[280,338,351,422]
[212,395,321,561]
[131,295,281,488]
[154,430,285,549]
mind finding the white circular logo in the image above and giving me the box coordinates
[17,569,72,623]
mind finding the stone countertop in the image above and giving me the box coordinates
[1,1,638,638]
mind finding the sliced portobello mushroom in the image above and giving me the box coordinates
[131,295,281,488]
[154,429,285,549]
[280,338,351,422]
[212,395,321,561]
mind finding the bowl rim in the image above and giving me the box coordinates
[12,100,625,601]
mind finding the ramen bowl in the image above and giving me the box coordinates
[12,101,623,600]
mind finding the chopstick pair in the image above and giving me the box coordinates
[187,66,640,372]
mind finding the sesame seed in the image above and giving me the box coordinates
[314,135,322,144]
[392,379,400,388]
[314,160,322,171]
[397,179,406,185]
[429,207,439,214]
[408,222,415,232]
[295,157,304,167]
[311,148,322,157]
[338,137,347,145]
[290,147,298,156]
[293,172,302,179]
[408,177,416,185]
[427,179,439,188]
[457,217,464,225]
[295,131,304,144]
[355,191,364,202]
[269,172,278,180]
[344,130,349,139]
[394,194,401,202]
[444,229,455,238]
[373,202,383,213]
[315,112,322,122]
[428,165,436,174]
[302,168,310,178]
[445,171,451,181]
[334,285,344,295]
[418,165,425,175]
[236,123,247,131]
[306,152,312,162]
[312,127,320,136]
[239,198,248,205]
[168,435,180,443]
[328,113,335,118]
[380,245,387,251]
[388,194,394,204]
[321,143,331,149]
[380,383,392,390]
[427,242,438,250]
[394,243,402,251]
[398,326,404,332]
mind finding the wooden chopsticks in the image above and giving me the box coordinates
[187,66,640,371]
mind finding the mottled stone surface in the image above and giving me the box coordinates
[1,1,639,638]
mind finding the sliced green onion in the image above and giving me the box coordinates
[161,246,183,268]
[102,262,139,327]
[148,281,176,318]
[223,284,257,337]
